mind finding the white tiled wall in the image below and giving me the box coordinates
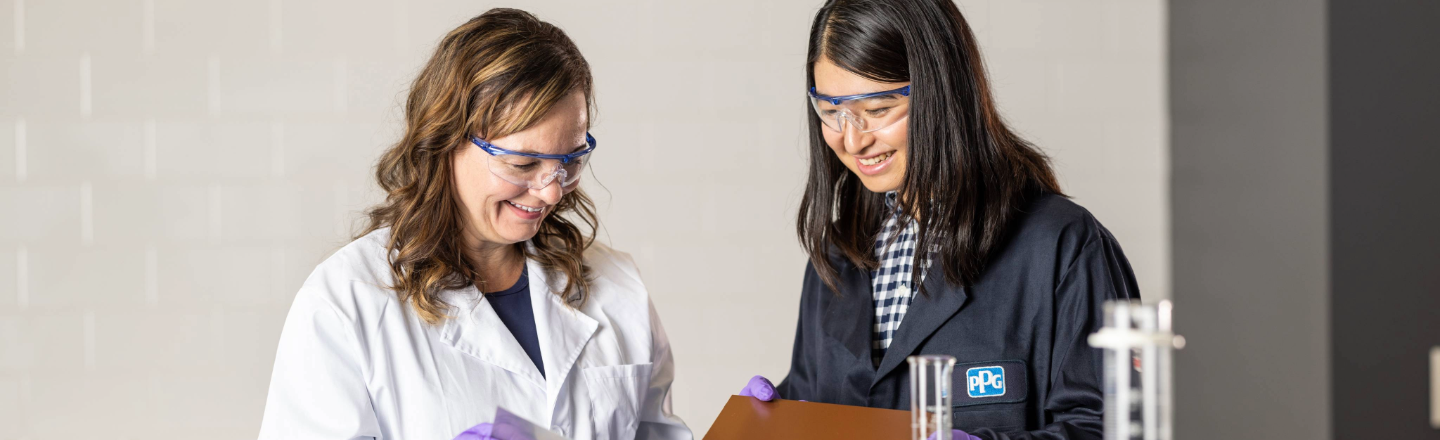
[0,0,1166,438]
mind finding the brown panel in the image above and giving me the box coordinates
[704,396,912,440]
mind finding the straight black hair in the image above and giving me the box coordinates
[797,0,1063,294]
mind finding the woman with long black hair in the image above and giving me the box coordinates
[738,1,1139,439]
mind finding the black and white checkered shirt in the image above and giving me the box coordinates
[871,192,929,366]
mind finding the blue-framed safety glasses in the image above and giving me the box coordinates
[470,133,596,189]
[808,85,911,133]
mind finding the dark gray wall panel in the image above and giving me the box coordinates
[1330,0,1440,438]
[1169,0,1330,438]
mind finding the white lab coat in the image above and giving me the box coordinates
[258,228,692,440]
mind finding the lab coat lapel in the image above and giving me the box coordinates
[527,257,598,413]
[872,269,968,385]
[820,252,877,368]
[438,286,547,388]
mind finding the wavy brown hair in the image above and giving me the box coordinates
[359,8,598,325]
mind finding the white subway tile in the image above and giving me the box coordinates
[0,249,14,310]
[92,308,215,371]
[212,56,336,118]
[344,58,421,122]
[0,0,15,56]
[0,120,13,181]
[638,119,743,173]
[215,306,286,374]
[1038,1,1107,56]
[0,376,22,438]
[88,184,229,246]
[275,243,344,297]
[12,247,23,310]
[215,183,345,243]
[89,183,164,245]
[141,0,155,54]
[0,315,27,368]
[25,247,146,308]
[147,427,262,440]
[987,53,1056,126]
[1053,59,1161,120]
[0,186,81,243]
[532,1,648,60]
[79,53,91,118]
[598,180,707,241]
[283,121,395,182]
[590,120,651,174]
[1102,0,1166,58]
[586,64,644,122]
[703,180,801,238]
[756,0,816,53]
[156,245,272,305]
[1052,60,1110,115]
[1102,120,1167,176]
[25,371,152,438]
[639,1,766,60]
[280,0,400,58]
[399,0,475,55]
[1027,117,1108,185]
[3,57,83,118]
[987,0,1046,52]
[152,0,269,56]
[154,120,270,180]
[148,370,269,432]
[337,183,385,237]
[158,185,212,242]
[23,120,146,180]
[17,313,85,371]
[23,0,142,55]
[90,55,209,118]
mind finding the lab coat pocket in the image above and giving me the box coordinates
[582,363,652,440]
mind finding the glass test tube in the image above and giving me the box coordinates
[1087,300,1184,440]
[908,354,956,440]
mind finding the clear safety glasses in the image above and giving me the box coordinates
[470,133,597,189]
[808,85,911,133]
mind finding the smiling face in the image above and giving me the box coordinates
[452,91,589,251]
[813,56,911,193]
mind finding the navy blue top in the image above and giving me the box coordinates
[775,194,1140,438]
[485,266,544,377]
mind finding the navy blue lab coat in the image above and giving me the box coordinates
[776,194,1140,440]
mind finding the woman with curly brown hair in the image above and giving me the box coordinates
[258,8,691,440]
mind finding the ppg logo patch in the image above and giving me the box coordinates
[966,366,1006,398]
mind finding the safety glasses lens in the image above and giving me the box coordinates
[809,93,909,133]
[487,154,587,189]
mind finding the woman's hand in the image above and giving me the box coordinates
[738,375,777,401]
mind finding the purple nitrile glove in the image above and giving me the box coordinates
[738,375,777,401]
[926,429,982,440]
[453,420,538,440]
[453,423,496,440]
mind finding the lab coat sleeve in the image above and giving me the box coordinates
[258,286,383,440]
[634,298,695,440]
[775,264,819,401]
[971,233,1140,440]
